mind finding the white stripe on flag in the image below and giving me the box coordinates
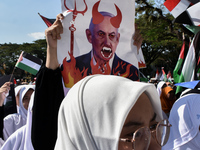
[187,2,200,26]
[20,57,41,71]
[182,37,196,82]
[171,0,190,18]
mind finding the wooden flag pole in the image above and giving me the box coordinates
[9,66,16,82]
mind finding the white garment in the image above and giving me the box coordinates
[0,138,4,148]
[156,81,166,97]
[1,92,35,150]
[14,85,25,113]
[162,94,200,150]
[55,75,163,150]
[14,85,25,97]
[3,85,35,141]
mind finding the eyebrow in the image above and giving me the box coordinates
[124,113,157,128]
[97,30,116,35]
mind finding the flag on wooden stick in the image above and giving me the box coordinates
[15,51,43,75]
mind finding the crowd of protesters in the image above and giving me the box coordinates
[1,68,200,149]
[0,7,200,150]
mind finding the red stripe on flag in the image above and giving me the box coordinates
[39,13,53,27]
[180,41,185,59]
[197,56,200,66]
[40,16,52,27]
[17,51,23,64]
[162,67,166,75]
[164,0,181,11]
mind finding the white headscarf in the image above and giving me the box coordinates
[55,75,163,150]
[156,81,166,97]
[162,94,200,150]
[14,85,24,97]
[14,85,25,113]
[3,85,35,141]
[18,85,35,119]
[1,92,35,150]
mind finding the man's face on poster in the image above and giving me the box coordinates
[86,16,120,64]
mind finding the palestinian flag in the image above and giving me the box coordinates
[176,32,200,94]
[38,13,56,27]
[173,41,185,83]
[161,67,167,82]
[15,51,43,75]
[155,69,159,80]
[164,0,190,18]
[174,2,200,26]
[167,71,172,83]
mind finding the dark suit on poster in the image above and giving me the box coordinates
[66,51,139,81]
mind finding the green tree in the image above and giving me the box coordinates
[135,0,194,77]
[0,39,47,79]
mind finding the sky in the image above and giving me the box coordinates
[0,0,61,44]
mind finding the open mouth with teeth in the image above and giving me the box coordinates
[101,47,112,59]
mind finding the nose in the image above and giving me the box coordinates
[104,35,111,46]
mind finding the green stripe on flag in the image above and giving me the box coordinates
[173,58,183,83]
[16,62,38,75]
[175,73,185,94]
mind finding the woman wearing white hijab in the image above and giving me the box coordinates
[14,85,25,109]
[162,93,200,150]
[156,81,167,97]
[3,85,35,141]
[55,75,171,150]
[1,92,35,150]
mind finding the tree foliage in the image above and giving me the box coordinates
[135,0,194,77]
[0,39,47,78]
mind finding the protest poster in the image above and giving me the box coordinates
[57,0,139,88]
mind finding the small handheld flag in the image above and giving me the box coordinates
[15,51,43,75]
[38,13,56,27]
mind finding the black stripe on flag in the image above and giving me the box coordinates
[23,52,43,65]
[187,0,199,5]
[174,11,194,25]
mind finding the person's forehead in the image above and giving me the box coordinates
[93,16,118,32]
[125,93,155,124]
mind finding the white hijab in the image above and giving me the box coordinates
[162,94,200,150]
[156,81,166,97]
[3,85,35,141]
[14,85,25,97]
[1,92,35,150]
[18,85,35,119]
[14,85,25,112]
[55,75,163,150]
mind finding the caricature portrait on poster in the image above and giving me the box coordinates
[57,0,140,89]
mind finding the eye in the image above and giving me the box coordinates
[135,130,142,138]
[109,34,115,39]
[149,123,158,131]
[98,32,104,37]
[126,132,134,138]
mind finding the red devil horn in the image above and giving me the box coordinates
[92,1,104,24]
[110,4,122,28]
